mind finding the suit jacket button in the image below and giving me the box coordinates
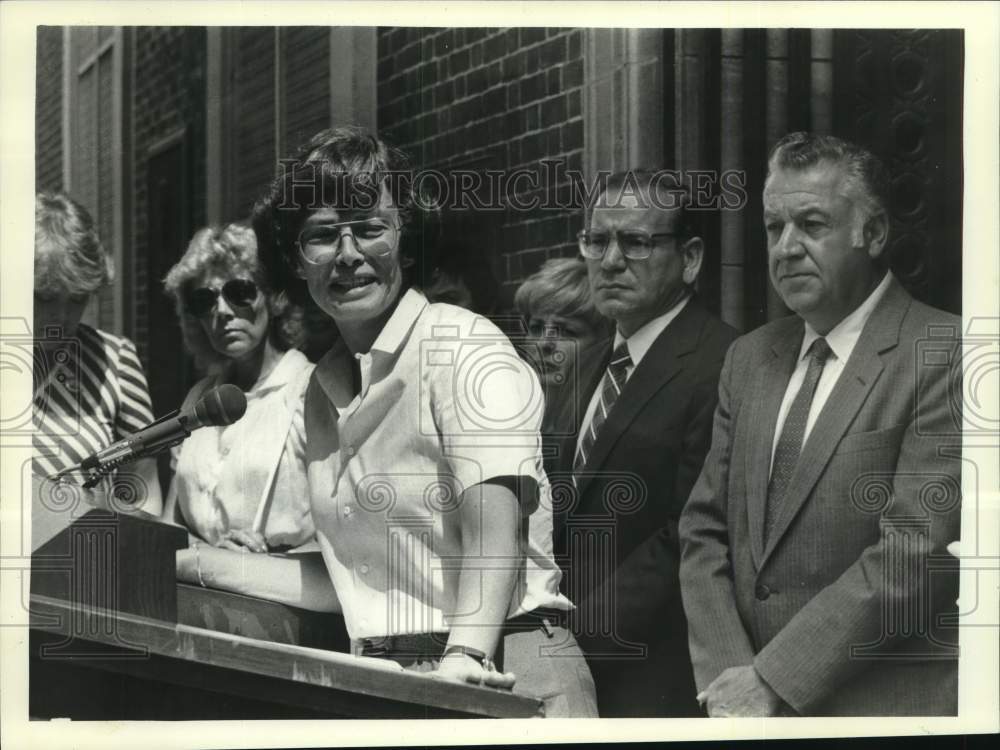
[755,584,771,601]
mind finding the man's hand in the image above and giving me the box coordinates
[432,652,516,690]
[217,528,268,553]
[697,665,784,717]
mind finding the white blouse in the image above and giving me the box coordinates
[171,348,315,548]
[304,289,572,640]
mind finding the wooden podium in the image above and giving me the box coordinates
[29,507,542,719]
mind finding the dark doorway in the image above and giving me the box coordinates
[834,29,964,315]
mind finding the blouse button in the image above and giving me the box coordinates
[343,505,352,517]
[360,563,370,575]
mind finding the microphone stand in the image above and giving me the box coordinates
[51,410,190,489]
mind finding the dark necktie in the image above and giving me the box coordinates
[765,337,833,543]
[573,342,632,478]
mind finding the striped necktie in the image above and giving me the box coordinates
[765,337,833,543]
[573,342,632,477]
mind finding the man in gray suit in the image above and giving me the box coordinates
[679,132,962,716]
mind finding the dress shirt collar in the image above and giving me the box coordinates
[314,288,428,409]
[799,271,893,363]
[314,340,354,410]
[370,287,428,356]
[222,347,308,401]
[259,348,308,389]
[612,291,691,368]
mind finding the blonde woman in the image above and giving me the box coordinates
[162,223,314,553]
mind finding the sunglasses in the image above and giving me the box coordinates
[185,279,260,317]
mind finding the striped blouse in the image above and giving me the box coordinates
[32,324,155,492]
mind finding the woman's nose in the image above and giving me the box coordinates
[214,293,235,317]
[335,231,365,265]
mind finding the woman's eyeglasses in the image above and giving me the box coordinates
[186,279,260,317]
[577,229,678,260]
[297,218,399,265]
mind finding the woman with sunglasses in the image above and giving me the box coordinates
[252,127,597,716]
[162,223,317,555]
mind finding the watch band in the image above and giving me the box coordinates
[442,645,494,671]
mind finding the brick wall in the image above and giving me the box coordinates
[131,26,207,366]
[377,27,585,302]
[36,27,64,193]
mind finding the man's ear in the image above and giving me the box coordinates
[681,237,704,285]
[864,211,889,260]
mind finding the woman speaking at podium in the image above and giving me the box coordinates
[250,128,597,717]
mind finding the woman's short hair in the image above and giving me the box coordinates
[164,223,306,373]
[514,257,610,333]
[35,192,114,298]
[252,126,440,303]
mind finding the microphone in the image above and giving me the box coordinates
[58,384,248,487]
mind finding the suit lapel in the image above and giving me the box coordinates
[745,323,802,567]
[760,279,910,565]
[575,301,705,500]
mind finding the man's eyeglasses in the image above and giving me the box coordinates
[186,279,260,317]
[297,218,399,265]
[577,229,679,261]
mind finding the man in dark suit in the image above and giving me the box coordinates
[678,132,962,716]
[546,171,736,717]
